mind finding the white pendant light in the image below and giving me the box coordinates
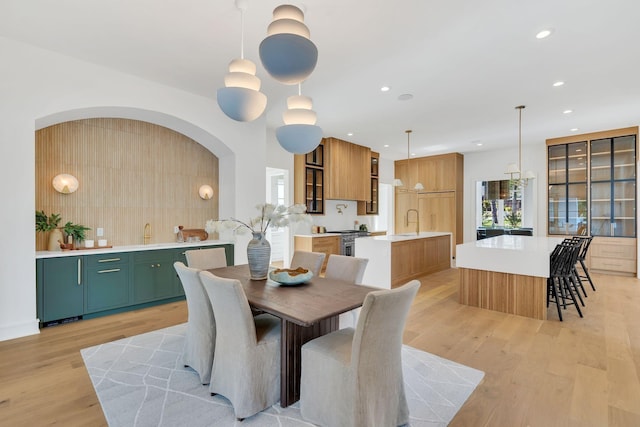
[276,84,323,154]
[259,4,318,85]
[217,0,267,122]
[505,105,535,185]
[407,130,424,191]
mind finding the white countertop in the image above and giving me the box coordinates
[361,231,451,242]
[36,239,233,259]
[456,235,564,277]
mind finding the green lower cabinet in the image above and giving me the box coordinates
[171,244,235,296]
[133,249,175,303]
[85,262,130,313]
[37,257,84,322]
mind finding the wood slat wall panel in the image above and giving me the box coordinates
[35,118,219,250]
[458,267,547,320]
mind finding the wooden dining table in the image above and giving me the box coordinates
[207,264,379,407]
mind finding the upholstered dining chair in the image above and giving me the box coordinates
[173,262,216,385]
[185,247,227,270]
[324,254,369,328]
[290,250,326,277]
[299,280,421,427]
[198,270,281,421]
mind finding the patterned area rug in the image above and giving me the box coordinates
[81,324,484,426]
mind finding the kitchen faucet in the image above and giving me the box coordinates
[406,209,419,235]
[144,223,151,244]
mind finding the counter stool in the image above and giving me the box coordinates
[547,242,584,321]
[572,236,596,292]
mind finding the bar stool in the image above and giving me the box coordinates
[572,236,596,292]
[547,242,584,321]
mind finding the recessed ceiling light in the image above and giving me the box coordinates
[380,86,391,92]
[347,132,353,136]
[411,152,416,156]
[471,140,483,146]
[570,128,579,132]
[563,109,573,114]
[383,144,389,148]
[398,93,413,101]
[553,81,565,87]
[536,29,553,39]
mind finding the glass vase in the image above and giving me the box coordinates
[247,232,271,280]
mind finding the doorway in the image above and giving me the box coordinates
[266,168,290,264]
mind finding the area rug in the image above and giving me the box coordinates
[81,324,484,426]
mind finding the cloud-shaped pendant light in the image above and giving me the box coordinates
[276,85,323,154]
[217,0,267,122]
[259,4,318,85]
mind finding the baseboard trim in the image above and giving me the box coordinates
[0,318,40,342]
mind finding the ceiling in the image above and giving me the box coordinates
[2,0,640,161]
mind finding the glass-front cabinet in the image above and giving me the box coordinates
[547,127,638,276]
[548,142,588,235]
[590,135,636,237]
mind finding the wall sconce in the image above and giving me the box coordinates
[336,203,348,214]
[52,174,79,194]
[199,185,214,200]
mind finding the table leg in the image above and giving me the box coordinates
[279,315,339,407]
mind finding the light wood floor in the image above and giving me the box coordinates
[1,269,640,426]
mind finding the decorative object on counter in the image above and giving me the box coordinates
[63,221,90,248]
[259,4,318,85]
[217,0,267,122]
[84,239,94,248]
[359,224,368,232]
[98,239,108,247]
[176,225,185,242]
[52,173,79,194]
[269,267,313,285]
[206,203,312,279]
[198,184,214,200]
[276,84,323,154]
[36,210,63,251]
[179,228,208,242]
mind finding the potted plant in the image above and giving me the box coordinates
[63,221,91,247]
[35,210,63,251]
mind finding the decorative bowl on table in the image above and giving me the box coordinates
[269,267,313,285]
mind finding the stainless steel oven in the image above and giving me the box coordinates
[329,230,370,256]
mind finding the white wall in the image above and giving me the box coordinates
[0,37,271,341]
[462,143,547,243]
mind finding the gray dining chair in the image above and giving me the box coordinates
[324,254,369,328]
[198,270,281,421]
[173,262,216,385]
[290,250,326,277]
[300,280,421,427]
[185,247,227,270]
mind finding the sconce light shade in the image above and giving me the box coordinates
[392,178,404,187]
[413,182,425,191]
[259,5,318,85]
[276,124,323,154]
[217,59,267,122]
[52,174,79,194]
[199,185,214,200]
[523,170,536,180]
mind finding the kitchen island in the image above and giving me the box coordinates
[355,232,452,289]
[456,235,563,320]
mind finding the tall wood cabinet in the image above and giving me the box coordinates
[294,138,373,212]
[358,151,379,215]
[546,127,638,275]
[394,152,464,257]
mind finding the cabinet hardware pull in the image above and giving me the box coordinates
[78,259,82,285]
[97,268,121,273]
[98,258,121,263]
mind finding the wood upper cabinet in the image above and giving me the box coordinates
[416,154,459,192]
[324,137,370,201]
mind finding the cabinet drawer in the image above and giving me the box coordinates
[591,242,636,260]
[590,257,636,273]
[85,252,130,268]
